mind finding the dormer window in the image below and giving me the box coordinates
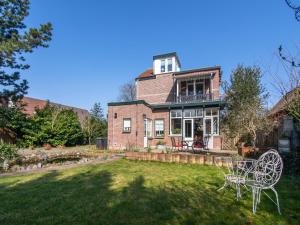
[167,58,172,72]
[161,59,165,73]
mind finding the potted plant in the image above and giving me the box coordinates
[172,128,181,135]
[156,140,166,151]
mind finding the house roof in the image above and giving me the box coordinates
[174,66,221,76]
[136,66,221,80]
[269,87,299,116]
[107,99,226,110]
[136,68,154,79]
[20,96,90,124]
[153,52,181,67]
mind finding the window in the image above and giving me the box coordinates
[123,118,131,133]
[180,81,186,96]
[213,117,218,134]
[205,108,219,116]
[161,59,165,73]
[147,119,153,137]
[167,58,172,71]
[196,82,204,95]
[196,109,203,117]
[184,109,196,118]
[155,119,164,137]
[171,118,182,135]
[187,81,194,96]
[170,110,182,118]
[205,118,211,135]
[204,108,219,135]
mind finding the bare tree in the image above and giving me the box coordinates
[118,80,136,102]
[285,0,300,22]
[273,49,300,124]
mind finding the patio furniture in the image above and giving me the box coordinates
[218,149,283,214]
[217,157,256,199]
[246,149,283,214]
[203,136,209,150]
[171,137,184,151]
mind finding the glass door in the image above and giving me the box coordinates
[204,118,213,149]
[184,119,193,144]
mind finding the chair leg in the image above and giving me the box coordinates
[236,183,241,200]
[271,187,281,215]
[218,178,228,191]
[252,187,260,214]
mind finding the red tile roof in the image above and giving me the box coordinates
[137,68,153,79]
[269,87,299,116]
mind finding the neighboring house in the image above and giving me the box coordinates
[107,52,225,150]
[268,88,300,150]
[20,96,89,125]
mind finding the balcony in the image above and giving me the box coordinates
[176,93,213,103]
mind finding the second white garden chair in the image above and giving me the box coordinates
[245,149,283,214]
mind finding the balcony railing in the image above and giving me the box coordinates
[176,94,213,103]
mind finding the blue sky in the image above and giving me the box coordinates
[23,0,300,112]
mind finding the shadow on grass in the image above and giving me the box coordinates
[0,162,299,225]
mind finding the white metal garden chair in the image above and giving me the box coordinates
[217,149,283,214]
[245,149,283,214]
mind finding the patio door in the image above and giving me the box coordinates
[204,118,213,149]
[183,119,193,144]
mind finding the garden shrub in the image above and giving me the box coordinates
[23,104,84,147]
[0,144,18,161]
[0,144,18,170]
[281,149,300,176]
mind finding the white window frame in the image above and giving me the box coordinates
[170,110,182,136]
[204,108,219,135]
[154,119,164,137]
[167,58,172,72]
[123,118,131,133]
[161,59,166,73]
[147,119,153,137]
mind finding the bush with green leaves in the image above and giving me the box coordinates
[23,104,84,147]
[83,102,107,145]
[0,144,18,163]
[0,106,32,146]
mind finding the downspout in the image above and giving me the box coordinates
[181,106,184,142]
[111,107,114,149]
[136,103,138,148]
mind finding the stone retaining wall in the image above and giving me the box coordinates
[125,152,231,166]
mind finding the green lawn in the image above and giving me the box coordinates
[0,160,299,225]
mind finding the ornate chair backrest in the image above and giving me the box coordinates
[203,136,209,149]
[254,149,283,188]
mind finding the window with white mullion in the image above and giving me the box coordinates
[155,119,164,137]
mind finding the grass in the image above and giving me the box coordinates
[0,159,299,225]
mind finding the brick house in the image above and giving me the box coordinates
[108,52,225,150]
[20,96,90,125]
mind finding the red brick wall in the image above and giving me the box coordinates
[107,103,173,149]
[108,103,152,150]
[212,70,220,100]
[136,69,221,104]
[213,136,221,150]
[148,109,171,147]
[136,73,174,104]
